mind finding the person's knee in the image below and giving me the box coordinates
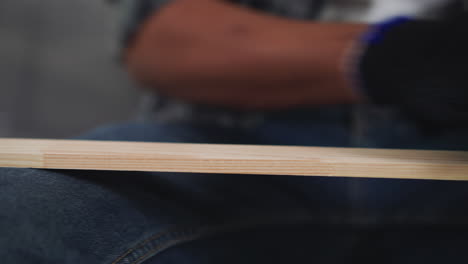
[78,122,207,142]
[0,168,85,262]
[77,121,246,144]
[0,168,147,263]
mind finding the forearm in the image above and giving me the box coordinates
[126,0,368,109]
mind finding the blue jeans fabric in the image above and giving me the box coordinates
[1,106,468,264]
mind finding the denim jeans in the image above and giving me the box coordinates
[2,105,468,264]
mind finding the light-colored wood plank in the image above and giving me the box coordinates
[1,138,468,181]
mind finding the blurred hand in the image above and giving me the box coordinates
[360,13,468,127]
[125,0,366,109]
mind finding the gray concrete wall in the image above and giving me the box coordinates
[0,0,140,138]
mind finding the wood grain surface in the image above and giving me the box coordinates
[1,138,468,181]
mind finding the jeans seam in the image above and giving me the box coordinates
[110,213,319,264]
[130,230,202,264]
[111,225,199,264]
[110,213,468,264]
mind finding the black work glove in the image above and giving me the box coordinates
[359,13,468,127]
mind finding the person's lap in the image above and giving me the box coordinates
[2,111,468,263]
[0,122,347,263]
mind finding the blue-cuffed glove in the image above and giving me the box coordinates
[359,13,468,127]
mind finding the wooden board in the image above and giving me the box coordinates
[1,138,468,181]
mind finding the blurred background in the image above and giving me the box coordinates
[0,0,140,138]
[1,0,464,139]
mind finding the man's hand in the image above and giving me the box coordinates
[360,14,468,126]
[125,0,367,109]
